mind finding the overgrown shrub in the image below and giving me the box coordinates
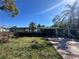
[0,32,14,43]
[0,32,9,43]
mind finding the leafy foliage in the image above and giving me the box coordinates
[52,0,79,30]
[0,32,9,43]
[0,0,18,17]
[52,15,68,28]
[29,22,36,32]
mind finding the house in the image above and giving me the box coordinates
[0,27,9,32]
[9,27,29,32]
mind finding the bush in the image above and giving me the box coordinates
[0,32,14,43]
[0,32,9,43]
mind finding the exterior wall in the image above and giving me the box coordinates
[0,28,9,32]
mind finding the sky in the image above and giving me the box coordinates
[0,0,77,27]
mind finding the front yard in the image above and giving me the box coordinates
[0,37,63,59]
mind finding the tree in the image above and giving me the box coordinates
[52,0,79,38]
[61,0,78,28]
[37,24,45,28]
[53,0,78,28]
[29,22,36,32]
[75,6,79,30]
[52,15,61,23]
[0,0,18,17]
[52,15,68,28]
[41,25,45,28]
[10,26,17,32]
[37,24,41,28]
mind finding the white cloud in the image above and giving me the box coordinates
[40,0,66,14]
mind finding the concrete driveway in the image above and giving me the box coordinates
[47,38,79,59]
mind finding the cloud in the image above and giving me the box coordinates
[40,0,66,14]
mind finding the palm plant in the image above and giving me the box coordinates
[52,14,68,28]
[60,0,78,38]
[76,6,79,30]
[52,0,78,37]
[52,15,61,24]
[61,0,78,28]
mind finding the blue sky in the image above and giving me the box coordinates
[0,0,68,27]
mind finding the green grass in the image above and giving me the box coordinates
[0,37,63,59]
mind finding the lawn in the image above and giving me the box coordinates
[0,37,63,59]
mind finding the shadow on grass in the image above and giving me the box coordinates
[29,40,53,50]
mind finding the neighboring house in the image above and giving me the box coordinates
[0,27,9,32]
[9,27,29,32]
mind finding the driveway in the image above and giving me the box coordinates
[47,38,79,59]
